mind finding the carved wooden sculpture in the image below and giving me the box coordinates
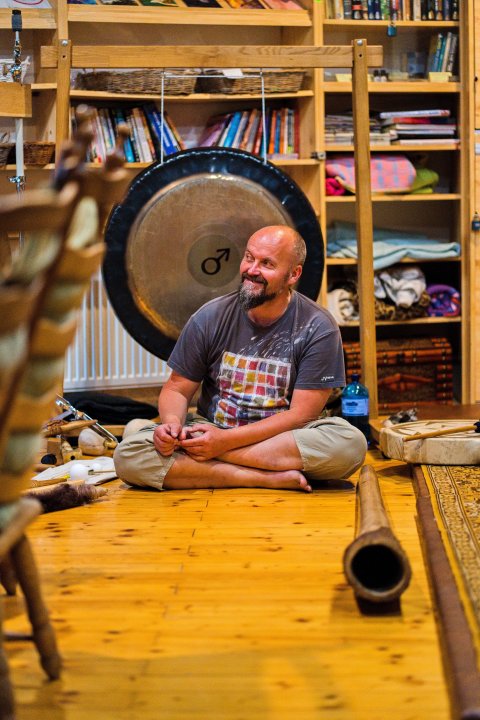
[0,107,128,719]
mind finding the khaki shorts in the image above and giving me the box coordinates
[113,415,367,491]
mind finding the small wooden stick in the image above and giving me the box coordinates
[403,421,480,442]
[343,465,411,603]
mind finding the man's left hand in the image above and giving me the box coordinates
[178,424,231,461]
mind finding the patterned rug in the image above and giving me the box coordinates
[413,464,480,718]
[421,464,480,646]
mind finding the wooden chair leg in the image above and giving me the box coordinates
[0,557,17,597]
[10,536,61,680]
[0,598,16,720]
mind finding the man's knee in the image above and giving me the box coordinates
[113,426,167,489]
[333,424,368,478]
[294,417,367,481]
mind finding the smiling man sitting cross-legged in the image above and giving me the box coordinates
[114,225,367,492]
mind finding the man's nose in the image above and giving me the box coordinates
[248,261,261,274]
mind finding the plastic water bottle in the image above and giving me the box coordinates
[341,373,370,442]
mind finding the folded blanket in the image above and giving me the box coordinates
[327,221,461,270]
[325,154,416,194]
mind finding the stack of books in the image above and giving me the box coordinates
[379,109,459,146]
[326,0,458,20]
[72,103,184,163]
[199,107,299,158]
[325,113,389,145]
[426,32,458,75]
[68,0,304,7]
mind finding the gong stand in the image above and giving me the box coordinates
[41,41,383,418]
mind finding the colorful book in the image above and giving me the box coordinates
[223,111,243,147]
[138,0,180,5]
[379,109,450,119]
[182,0,221,6]
[224,0,265,7]
[261,0,303,8]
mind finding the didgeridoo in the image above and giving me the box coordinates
[343,465,411,603]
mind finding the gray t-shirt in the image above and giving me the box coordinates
[168,290,345,428]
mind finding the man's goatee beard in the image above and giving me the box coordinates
[237,282,275,311]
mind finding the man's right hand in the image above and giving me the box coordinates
[153,423,187,456]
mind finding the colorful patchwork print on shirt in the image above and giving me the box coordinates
[214,351,291,428]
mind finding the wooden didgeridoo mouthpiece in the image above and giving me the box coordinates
[343,465,412,603]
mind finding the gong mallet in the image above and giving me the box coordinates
[343,465,412,604]
[403,420,480,442]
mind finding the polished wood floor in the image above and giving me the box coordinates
[6,448,451,720]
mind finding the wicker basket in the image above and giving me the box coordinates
[75,69,198,96]
[0,143,13,167]
[196,70,306,95]
[23,142,55,166]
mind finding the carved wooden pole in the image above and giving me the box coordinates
[343,465,411,603]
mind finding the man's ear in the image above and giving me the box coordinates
[289,264,303,286]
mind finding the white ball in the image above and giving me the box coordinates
[69,463,89,481]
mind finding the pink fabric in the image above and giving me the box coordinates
[325,154,416,193]
[325,177,345,195]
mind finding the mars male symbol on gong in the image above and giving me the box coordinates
[188,235,240,289]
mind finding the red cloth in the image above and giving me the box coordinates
[325,177,345,195]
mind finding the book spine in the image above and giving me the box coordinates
[132,107,152,162]
[432,33,445,73]
[113,108,135,163]
[350,0,361,17]
[446,33,458,74]
[150,106,176,155]
[124,110,141,162]
[139,108,156,159]
[380,0,390,19]
[433,0,442,19]
[333,0,344,18]
[240,109,257,151]
[412,0,421,18]
[450,0,458,20]
[440,32,452,72]
[165,112,185,151]
[343,0,352,19]
[232,110,250,149]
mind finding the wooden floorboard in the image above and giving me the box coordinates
[5,448,451,719]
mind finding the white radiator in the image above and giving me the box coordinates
[64,271,170,391]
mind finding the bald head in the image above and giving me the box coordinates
[250,225,306,268]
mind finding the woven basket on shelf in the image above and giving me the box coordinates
[0,143,13,167]
[196,70,306,95]
[23,142,55,166]
[75,69,198,95]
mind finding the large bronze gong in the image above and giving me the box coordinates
[104,148,324,360]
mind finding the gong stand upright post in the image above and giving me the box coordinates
[41,42,383,417]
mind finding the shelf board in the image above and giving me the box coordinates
[119,157,317,169]
[67,5,311,26]
[32,83,57,92]
[326,193,461,202]
[322,81,460,93]
[325,143,460,152]
[0,9,56,29]
[326,256,461,265]
[340,316,461,327]
[70,89,314,102]
[322,19,459,27]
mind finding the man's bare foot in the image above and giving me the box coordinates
[261,470,312,493]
